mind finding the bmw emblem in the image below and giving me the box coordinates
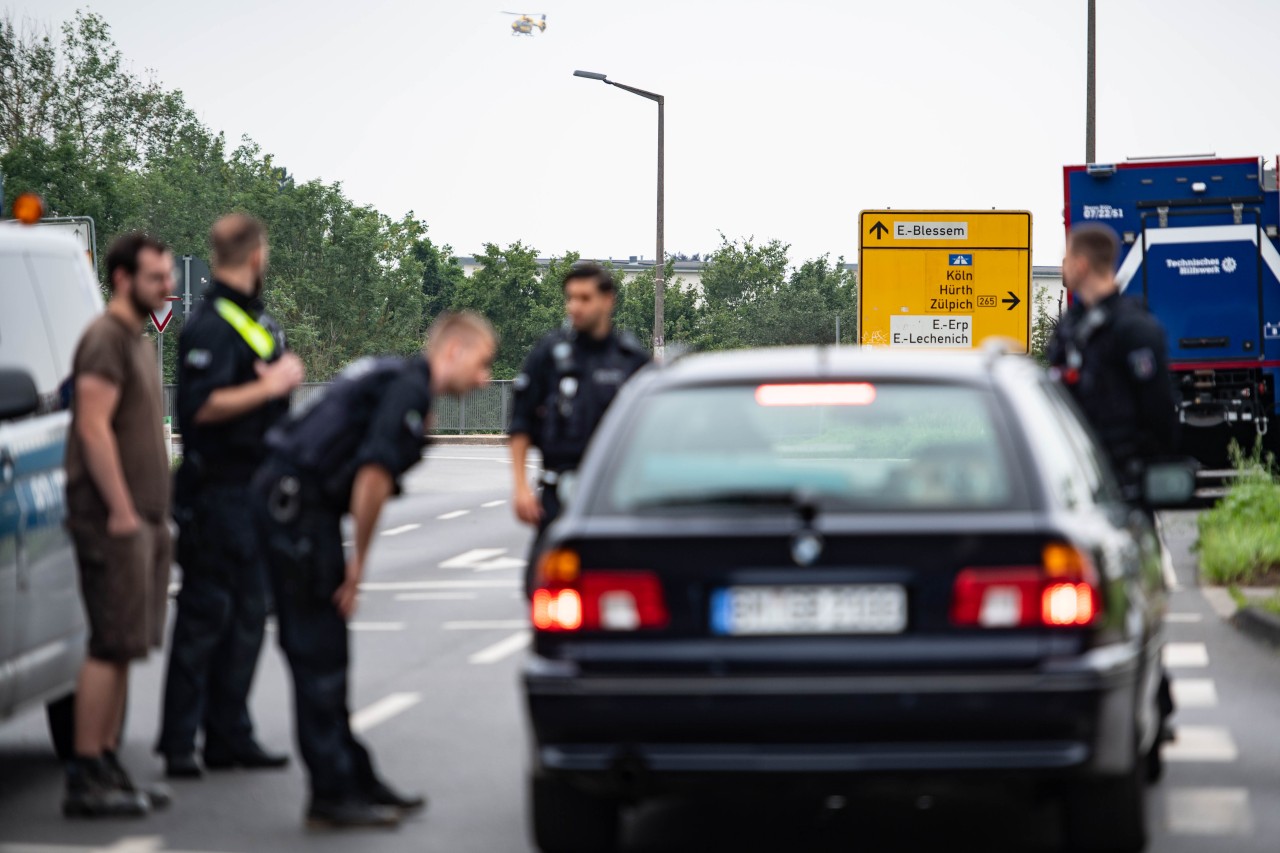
[791,531,824,567]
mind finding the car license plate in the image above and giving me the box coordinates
[710,584,907,636]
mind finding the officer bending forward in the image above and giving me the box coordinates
[251,312,496,829]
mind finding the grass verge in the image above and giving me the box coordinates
[1196,439,1280,586]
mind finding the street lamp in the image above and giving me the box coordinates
[573,70,666,362]
[1085,0,1096,163]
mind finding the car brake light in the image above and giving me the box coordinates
[532,549,669,632]
[755,383,877,407]
[951,544,1101,628]
[532,588,583,631]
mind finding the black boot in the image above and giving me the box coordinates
[368,780,427,814]
[63,757,150,819]
[305,796,401,830]
[203,740,290,770]
[103,750,173,811]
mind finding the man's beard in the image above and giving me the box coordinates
[129,291,156,319]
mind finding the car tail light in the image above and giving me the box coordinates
[532,549,669,632]
[951,544,1101,628]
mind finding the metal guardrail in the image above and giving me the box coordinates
[163,380,515,434]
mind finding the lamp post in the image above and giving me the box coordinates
[574,70,666,361]
[1085,0,1096,163]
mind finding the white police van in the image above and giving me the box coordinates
[0,209,105,756]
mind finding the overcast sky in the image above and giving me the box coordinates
[9,0,1280,266]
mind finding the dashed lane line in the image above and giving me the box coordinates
[445,620,529,630]
[1170,678,1218,709]
[1163,725,1239,763]
[468,630,531,665]
[396,592,478,601]
[381,523,421,537]
[349,622,406,632]
[1164,787,1254,836]
[482,499,507,508]
[1163,642,1209,668]
[1165,612,1204,624]
[360,579,520,591]
[351,692,422,734]
[438,510,470,520]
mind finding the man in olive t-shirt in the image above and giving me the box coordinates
[62,233,174,819]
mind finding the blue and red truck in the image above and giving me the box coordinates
[1064,155,1280,465]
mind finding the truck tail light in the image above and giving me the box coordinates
[532,549,669,632]
[951,544,1101,629]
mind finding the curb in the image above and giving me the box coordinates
[1232,606,1280,648]
[432,435,508,446]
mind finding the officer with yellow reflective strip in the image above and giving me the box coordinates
[157,215,304,778]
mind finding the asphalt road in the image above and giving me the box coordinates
[0,455,1275,852]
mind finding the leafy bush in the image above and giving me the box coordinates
[1196,440,1280,585]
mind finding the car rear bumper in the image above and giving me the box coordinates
[524,643,1143,787]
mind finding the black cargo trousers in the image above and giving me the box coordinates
[157,481,270,759]
[250,461,384,803]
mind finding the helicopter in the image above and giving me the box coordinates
[503,12,547,36]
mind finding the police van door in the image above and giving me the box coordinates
[1140,206,1265,363]
[0,422,19,715]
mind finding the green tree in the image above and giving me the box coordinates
[615,260,705,352]
[451,242,562,378]
[698,235,791,350]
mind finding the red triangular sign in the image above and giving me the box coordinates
[151,297,182,334]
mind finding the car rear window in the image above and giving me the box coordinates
[597,382,1024,514]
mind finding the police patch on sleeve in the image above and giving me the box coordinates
[513,373,530,391]
[185,349,212,369]
[1129,348,1157,381]
[404,410,424,436]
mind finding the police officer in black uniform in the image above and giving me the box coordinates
[251,312,496,829]
[509,261,650,592]
[157,215,303,778]
[1048,223,1179,497]
[1049,222,1180,747]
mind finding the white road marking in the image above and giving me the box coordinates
[1165,612,1203,624]
[482,499,507,508]
[426,454,539,470]
[1164,787,1254,835]
[1170,678,1218,709]
[381,523,420,537]
[445,620,529,630]
[438,510,470,520]
[396,592,478,601]
[1164,725,1239,762]
[441,548,508,568]
[1160,546,1181,590]
[1154,515,1181,590]
[0,838,231,853]
[440,547,526,572]
[468,630,531,664]
[349,622,406,632]
[1163,642,1209,668]
[361,579,520,591]
[350,692,422,734]
[475,557,525,572]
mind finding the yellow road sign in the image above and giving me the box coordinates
[858,210,1031,352]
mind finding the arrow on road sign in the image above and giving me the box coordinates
[869,221,890,240]
[150,296,182,333]
[1002,291,1021,311]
